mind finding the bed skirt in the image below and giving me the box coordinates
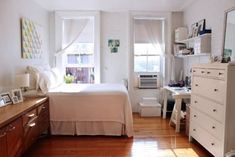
[50,121,126,136]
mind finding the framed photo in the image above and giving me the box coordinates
[197,19,206,35]
[12,96,19,104]
[0,93,13,105]
[0,97,5,107]
[12,89,23,103]
[108,39,120,53]
[191,22,198,37]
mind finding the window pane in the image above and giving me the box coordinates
[66,67,94,83]
[67,54,94,65]
[134,56,147,72]
[147,56,160,72]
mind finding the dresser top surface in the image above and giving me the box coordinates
[0,97,48,128]
[192,62,235,69]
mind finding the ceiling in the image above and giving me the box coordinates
[32,0,195,12]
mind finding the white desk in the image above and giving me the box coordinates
[162,86,191,132]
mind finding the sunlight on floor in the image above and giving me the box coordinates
[131,140,200,157]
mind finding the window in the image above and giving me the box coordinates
[134,19,164,73]
[62,17,95,83]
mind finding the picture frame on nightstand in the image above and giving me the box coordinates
[0,92,13,105]
[12,89,23,103]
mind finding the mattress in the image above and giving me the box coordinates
[48,83,133,137]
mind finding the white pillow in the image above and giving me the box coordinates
[26,66,43,90]
[38,68,63,94]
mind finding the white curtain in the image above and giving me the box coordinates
[55,19,89,56]
[134,19,165,55]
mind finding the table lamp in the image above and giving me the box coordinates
[15,73,30,92]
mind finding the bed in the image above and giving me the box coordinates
[48,83,133,137]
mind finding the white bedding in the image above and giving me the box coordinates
[48,83,133,137]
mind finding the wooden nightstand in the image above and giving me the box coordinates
[0,97,50,157]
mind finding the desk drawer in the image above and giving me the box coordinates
[191,95,224,123]
[190,107,223,140]
[192,77,226,104]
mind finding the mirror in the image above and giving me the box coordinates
[223,7,235,62]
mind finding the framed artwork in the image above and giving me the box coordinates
[21,18,43,59]
[197,19,206,35]
[108,39,120,53]
[0,93,13,105]
[191,23,198,37]
[12,89,23,103]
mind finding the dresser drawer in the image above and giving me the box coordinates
[191,95,224,123]
[192,77,226,104]
[190,107,224,140]
[190,121,223,157]
[206,69,226,80]
[22,109,37,126]
[192,68,207,76]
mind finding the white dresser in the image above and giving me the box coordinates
[190,63,235,157]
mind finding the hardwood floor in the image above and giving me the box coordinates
[23,114,213,157]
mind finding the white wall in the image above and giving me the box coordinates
[0,0,50,92]
[184,0,235,56]
[182,0,235,77]
[100,12,128,83]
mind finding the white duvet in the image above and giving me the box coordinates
[48,83,133,137]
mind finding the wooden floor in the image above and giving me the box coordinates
[23,114,213,157]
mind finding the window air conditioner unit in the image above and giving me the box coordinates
[138,74,158,89]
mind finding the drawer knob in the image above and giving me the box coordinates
[0,132,6,138]
[218,72,223,75]
[212,126,216,129]
[28,123,36,128]
[207,71,211,74]
[42,106,46,109]
[193,70,196,73]
[194,101,198,104]
[214,89,218,92]
[213,109,217,112]
[193,129,196,131]
[195,84,199,87]
[8,126,16,132]
[201,71,205,74]
[211,143,215,146]
[194,115,197,118]
[27,113,35,118]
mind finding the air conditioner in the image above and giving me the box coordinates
[138,74,158,89]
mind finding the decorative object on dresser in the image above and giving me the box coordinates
[190,63,235,157]
[12,89,23,103]
[0,97,49,157]
[15,73,30,92]
[0,92,13,105]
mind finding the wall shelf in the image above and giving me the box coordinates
[175,53,210,58]
[176,33,211,44]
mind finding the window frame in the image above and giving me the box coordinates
[54,11,101,83]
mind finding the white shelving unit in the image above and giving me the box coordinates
[175,33,211,57]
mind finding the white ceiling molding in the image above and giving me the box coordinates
[32,0,195,12]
